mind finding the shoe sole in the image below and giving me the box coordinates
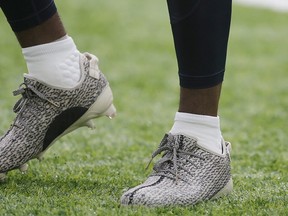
[0,85,116,180]
[211,142,233,200]
[211,177,233,200]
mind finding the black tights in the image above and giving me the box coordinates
[167,0,232,88]
[0,0,56,32]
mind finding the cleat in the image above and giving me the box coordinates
[121,133,232,206]
[19,163,29,173]
[0,52,116,175]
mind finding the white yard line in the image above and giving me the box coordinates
[235,0,288,12]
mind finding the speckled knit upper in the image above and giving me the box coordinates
[121,133,232,206]
[0,53,112,173]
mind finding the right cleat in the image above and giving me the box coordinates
[0,52,116,176]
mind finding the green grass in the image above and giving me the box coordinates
[0,1,288,215]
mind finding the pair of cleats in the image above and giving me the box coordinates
[0,52,232,206]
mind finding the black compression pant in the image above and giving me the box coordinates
[167,0,232,89]
[0,0,231,89]
[0,0,57,32]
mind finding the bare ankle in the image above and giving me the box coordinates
[178,84,222,116]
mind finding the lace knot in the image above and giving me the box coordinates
[13,83,34,113]
[146,134,204,182]
[13,82,60,111]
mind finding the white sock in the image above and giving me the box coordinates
[22,35,81,88]
[169,112,223,154]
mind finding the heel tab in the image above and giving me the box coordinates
[84,52,100,79]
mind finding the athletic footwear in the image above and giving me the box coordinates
[121,133,232,206]
[0,53,116,180]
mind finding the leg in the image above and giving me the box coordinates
[0,0,116,179]
[168,0,230,116]
[15,13,66,48]
[121,0,232,206]
[169,0,231,153]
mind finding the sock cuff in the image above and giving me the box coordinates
[171,112,222,154]
[22,35,77,58]
[22,35,81,88]
[174,112,220,128]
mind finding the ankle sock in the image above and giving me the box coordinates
[170,112,223,154]
[22,35,81,88]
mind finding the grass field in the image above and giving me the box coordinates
[0,1,288,215]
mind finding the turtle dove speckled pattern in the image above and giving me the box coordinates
[121,133,232,206]
[0,53,116,179]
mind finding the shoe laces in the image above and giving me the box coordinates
[146,134,205,183]
[12,82,60,129]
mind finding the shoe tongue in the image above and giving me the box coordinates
[23,74,40,86]
[167,134,197,152]
[180,135,197,152]
[24,73,38,82]
[153,134,197,176]
[24,74,55,92]
[22,75,52,98]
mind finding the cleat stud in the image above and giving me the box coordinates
[85,120,95,129]
[0,173,7,181]
[104,104,116,119]
[19,163,29,173]
[107,112,116,119]
[37,154,44,161]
